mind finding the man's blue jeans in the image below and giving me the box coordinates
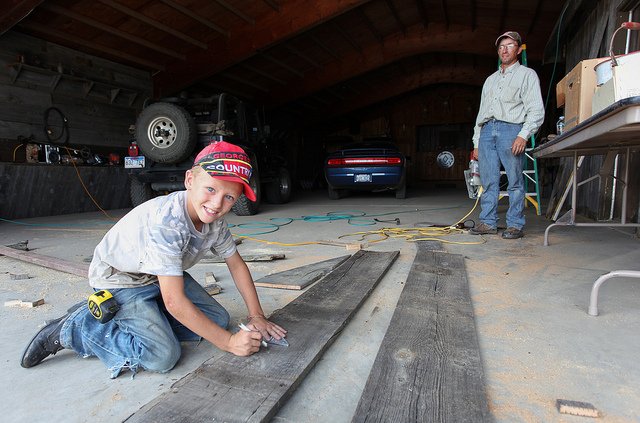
[478,120,526,230]
[60,272,230,378]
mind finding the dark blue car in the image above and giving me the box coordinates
[324,138,407,199]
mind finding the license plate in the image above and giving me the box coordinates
[125,156,145,168]
[354,174,372,182]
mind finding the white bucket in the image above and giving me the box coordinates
[595,50,640,85]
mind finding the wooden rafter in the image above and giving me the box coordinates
[305,59,493,122]
[285,44,322,68]
[241,63,287,85]
[470,0,477,31]
[153,0,369,96]
[40,3,186,60]
[333,21,361,52]
[440,0,449,28]
[219,71,270,92]
[19,20,165,70]
[415,0,428,29]
[259,52,304,77]
[267,24,496,107]
[0,0,44,36]
[262,0,280,12]
[215,0,254,25]
[499,0,508,32]
[310,33,341,60]
[384,0,405,35]
[527,0,543,36]
[97,0,207,49]
[359,8,383,43]
[159,0,229,38]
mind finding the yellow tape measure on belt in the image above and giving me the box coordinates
[88,290,120,324]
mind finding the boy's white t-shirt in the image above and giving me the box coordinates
[89,191,237,289]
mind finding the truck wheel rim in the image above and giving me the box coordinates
[147,116,177,149]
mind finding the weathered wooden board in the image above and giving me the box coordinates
[126,250,399,423]
[0,246,89,278]
[200,253,286,263]
[253,254,351,290]
[352,243,490,423]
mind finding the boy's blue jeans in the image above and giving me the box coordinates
[60,272,230,378]
[478,119,526,230]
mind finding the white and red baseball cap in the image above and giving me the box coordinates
[193,141,256,201]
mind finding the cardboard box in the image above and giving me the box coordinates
[592,60,640,115]
[556,58,607,131]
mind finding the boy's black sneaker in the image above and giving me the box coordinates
[502,227,524,239]
[20,303,82,368]
[469,223,497,235]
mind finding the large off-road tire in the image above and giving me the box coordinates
[265,167,292,204]
[135,102,196,163]
[130,178,156,207]
[232,166,261,216]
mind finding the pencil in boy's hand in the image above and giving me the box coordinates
[238,323,268,347]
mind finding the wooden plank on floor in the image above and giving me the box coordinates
[200,253,286,263]
[126,250,399,423]
[253,254,351,290]
[352,242,490,423]
[0,246,89,277]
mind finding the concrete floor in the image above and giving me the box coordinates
[1,188,639,422]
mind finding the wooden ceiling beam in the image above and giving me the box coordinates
[499,0,508,32]
[0,0,44,36]
[268,24,497,107]
[305,61,493,123]
[440,0,449,28]
[262,0,280,12]
[97,0,207,49]
[384,0,405,35]
[527,0,543,36]
[19,20,165,70]
[220,71,270,92]
[259,52,304,77]
[310,33,342,60]
[470,0,477,31]
[154,0,370,96]
[215,0,255,25]
[40,3,186,60]
[159,0,229,38]
[415,0,428,29]
[333,21,361,52]
[359,9,383,43]
[241,63,287,85]
[285,44,322,68]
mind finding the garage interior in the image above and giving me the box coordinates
[1,0,640,421]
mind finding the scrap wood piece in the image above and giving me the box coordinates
[318,240,364,250]
[352,242,491,423]
[5,298,45,308]
[126,250,399,423]
[10,273,31,280]
[556,399,601,418]
[253,254,351,290]
[200,253,286,263]
[0,246,89,278]
[6,240,29,251]
[203,283,222,295]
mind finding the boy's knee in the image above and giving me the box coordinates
[142,339,181,373]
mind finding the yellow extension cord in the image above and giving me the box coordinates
[234,187,486,247]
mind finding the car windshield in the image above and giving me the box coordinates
[344,140,397,150]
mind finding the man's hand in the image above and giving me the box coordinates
[227,330,262,356]
[472,148,479,160]
[247,315,287,342]
[512,136,527,155]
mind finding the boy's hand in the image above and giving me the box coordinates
[247,316,287,342]
[227,330,262,356]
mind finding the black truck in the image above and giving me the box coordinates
[126,93,291,215]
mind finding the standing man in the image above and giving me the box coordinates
[470,31,544,239]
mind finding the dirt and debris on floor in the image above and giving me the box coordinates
[1,189,638,422]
